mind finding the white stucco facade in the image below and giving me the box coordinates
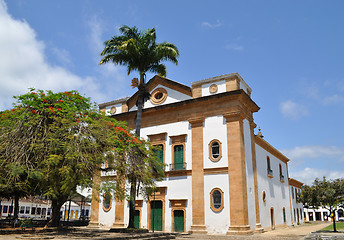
[93,73,304,235]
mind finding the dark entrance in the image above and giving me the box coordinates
[270,208,275,230]
[315,212,321,221]
[174,210,184,232]
[134,210,140,229]
[308,212,313,221]
[151,201,163,231]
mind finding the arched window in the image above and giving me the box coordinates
[208,139,222,162]
[283,207,286,223]
[210,188,224,212]
[103,192,112,212]
[267,156,273,177]
[279,164,284,182]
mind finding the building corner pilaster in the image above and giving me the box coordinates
[89,171,101,227]
[189,117,207,235]
[224,112,253,235]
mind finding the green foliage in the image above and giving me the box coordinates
[299,177,344,232]
[99,25,179,79]
[0,89,164,226]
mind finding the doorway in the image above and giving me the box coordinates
[134,210,140,229]
[270,208,275,230]
[151,200,163,231]
[173,210,184,232]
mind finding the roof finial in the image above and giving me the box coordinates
[257,127,264,138]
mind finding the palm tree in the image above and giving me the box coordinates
[99,25,179,228]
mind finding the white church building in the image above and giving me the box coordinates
[90,73,304,234]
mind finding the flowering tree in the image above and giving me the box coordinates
[0,89,163,227]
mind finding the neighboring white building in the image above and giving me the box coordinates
[0,194,91,221]
[0,197,51,219]
[289,178,304,225]
[60,200,91,221]
[304,207,344,222]
[91,73,304,234]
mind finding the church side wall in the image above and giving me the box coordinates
[255,144,291,229]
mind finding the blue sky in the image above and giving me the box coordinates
[1,0,343,184]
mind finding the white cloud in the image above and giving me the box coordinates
[51,47,72,66]
[225,43,244,51]
[281,145,344,161]
[280,100,308,120]
[201,20,223,29]
[290,168,344,185]
[0,0,105,110]
[322,94,344,105]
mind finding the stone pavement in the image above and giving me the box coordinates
[0,222,343,240]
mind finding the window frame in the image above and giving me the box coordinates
[150,88,168,105]
[102,192,112,212]
[208,139,222,162]
[267,156,273,178]
[279,164,285,182]
[262,191,267,203]
[210,188,224,212]
[170,134,187,171]
[148,133,166,170]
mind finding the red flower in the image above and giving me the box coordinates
[31,110,37,114]
[58,100,63,103]
[77,118,81,123]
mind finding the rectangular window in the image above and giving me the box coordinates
[85,209,89,216]
[25,207,30,214]
[20,206,25,214]
[31,207,36,215]
[153,144,164,171]
[283,208,286,223]
[42,208,46,216]
[37,207,41,215]
[9,206,13,213]
[3,205,8,213]
[174,145,184,170]
[47,208,51,215]
[292,187,294,199]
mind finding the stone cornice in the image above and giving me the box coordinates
[255,136,290,164]
[288,178,303,188]
[113,89,259,130]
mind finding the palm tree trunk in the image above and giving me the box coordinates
[128,73,145,229]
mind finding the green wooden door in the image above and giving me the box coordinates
[151,201,162,231]
[134,210,140,229]
[174,145,183,170]
[174,210,184,232]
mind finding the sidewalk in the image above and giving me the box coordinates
[176,222,335,240]
[0,222,342,240]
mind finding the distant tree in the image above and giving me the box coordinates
[99,25,178,228]
[298,177,344,232]
[0,90,126,227]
